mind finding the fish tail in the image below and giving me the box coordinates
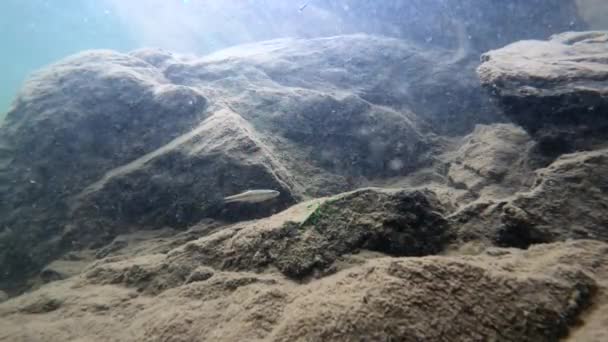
[223,196,239,203]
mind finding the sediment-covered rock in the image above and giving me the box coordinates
[166,188,450,279]
[478,31,608,155]
[452,147,608,248]
[0,239,606,341]
[0,34,497,291]
[0,50,210,289]
[271,243,601,342]
[446,123,536,202]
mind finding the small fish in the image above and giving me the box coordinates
[223,189,280,204]
[299,2,309,12]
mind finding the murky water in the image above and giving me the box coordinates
[1,2,608,341]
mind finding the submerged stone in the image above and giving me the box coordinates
[478,31,608,153]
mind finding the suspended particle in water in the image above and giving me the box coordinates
[388,159,404,171]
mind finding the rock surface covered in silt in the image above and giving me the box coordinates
[478,31,608,156]
[0,34,491,291]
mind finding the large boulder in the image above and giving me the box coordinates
[1,50,208,197]
[0,34,497,291]
[478,31,608,156]
[0,50,208,290]
[166,34,499,136]
[66,108,298,248]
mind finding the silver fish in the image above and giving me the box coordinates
[223,189,280,204]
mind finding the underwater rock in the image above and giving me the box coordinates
[40,259,90,284]
[452,148,608,246]
[2,50,208,199]
[67,108,297,248]
[0,239,606,341]
[478,31,608,153]
[184,266,215,284]
[16,295,63,314]
[0,50,208,290]
[1,34,499,291]
[95,239,129,259]
[0,290,7,303]
[167,188,450,279]
[167,34,498,136]
[271,242,600,342]
[447,123,536,202]
[83,254,195,295]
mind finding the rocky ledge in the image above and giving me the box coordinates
[478,31,608,157]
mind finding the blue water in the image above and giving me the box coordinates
[0,0,135,118]
[0,0,316,119]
